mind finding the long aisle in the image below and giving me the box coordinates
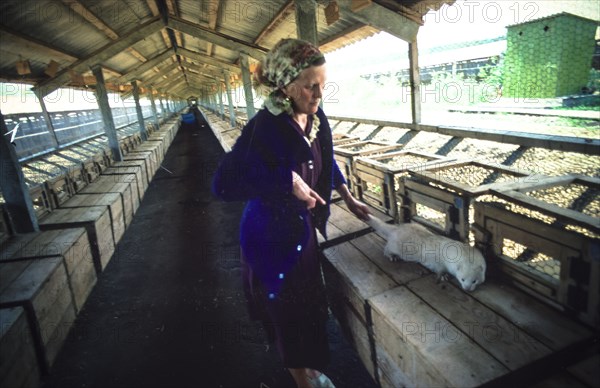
[42,113,376,388]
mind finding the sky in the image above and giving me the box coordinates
[326,0,600,69]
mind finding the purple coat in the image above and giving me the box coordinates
[212,107,346,296]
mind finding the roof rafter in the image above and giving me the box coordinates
[60,0,148,63]
[167,16,267,60]
[114,49,174,84]
[255,1,294,45]
[176,47,239,73]
[32,16,164,98]
[205,0,221,55]
[337,0,420,42]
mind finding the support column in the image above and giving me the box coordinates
[148,87,159,129]
[158,97,165,119]
[0,111,39,232]
[218,84,225,119]
[35,91,60,150]
[240,54,256,119]
[223,71,236,127]
[91,65,122,161]
[295,0,318,44]
[131,81,147,140]
[408,40,421,125]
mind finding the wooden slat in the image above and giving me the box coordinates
[469,279,594,351]
[328,116,600,155]
[407,276,552,370]
[369,286,509,387]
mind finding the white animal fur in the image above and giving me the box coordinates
[366,215,486,292]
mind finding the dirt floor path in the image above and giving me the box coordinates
[41,114,376,388]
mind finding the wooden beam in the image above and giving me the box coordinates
[0,25,77,62]
[409,40,421,124]
[0,112,39,232]
[222,70,236,127]
[254,1,294,45]
[206,0,221,56]
[32,16,164,98]
[295,0,318,45]
[167,16,267,60]
[176,47,240,73]
[337,0,419,42]
[131,81,148,140]
[114,49,174,84]
[91,65,122,161]
[61,0,149,64]
[142,62,182,85]
[240,54,256,119]
[327,116,600,155]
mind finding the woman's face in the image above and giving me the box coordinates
[284,64,326,115]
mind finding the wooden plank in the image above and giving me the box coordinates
[0,258,76,370]
[469,279,594,351]
[369,286,509,387]
[60,193,125,245]
[112,160,149,192]
[125,150,157,179]
[33,16,164,97]
[102,167,145,202]
[0,306,41,388]
[39,206,115,273]
[322,242,397,323]
[80,176,136,225]
[327,116,600,155]
[490,189,600,233]
[167,16,267,60]
[375,340,414,388]
[407,276,552,371]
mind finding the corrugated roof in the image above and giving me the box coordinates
[0,0,455,99]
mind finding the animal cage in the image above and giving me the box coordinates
[474,174,600,327]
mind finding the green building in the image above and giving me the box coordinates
[503,12,598,98]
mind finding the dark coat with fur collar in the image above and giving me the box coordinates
[212,107,345,295]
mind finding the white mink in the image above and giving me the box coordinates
[365,215,486,292]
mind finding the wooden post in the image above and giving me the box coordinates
[158,97,165,119]
[408,40,421,125]
[218,84,225,119]
[0,111,39,232]
[131,81,147,140]
[223,71,236,127]
[91,65,123,162]
[240,53,256,119]
[34,90,60,150]
[295,0,318,45]
[148,87,160,129]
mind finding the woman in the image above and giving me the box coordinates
[212,38,370,388]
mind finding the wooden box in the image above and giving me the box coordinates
[354,150,447,217]
[111,160,149,194]
[79,175,137,226]
[132,142,162,167]
[39,207,115,273]
[402,159,534,241]
[0,257,76,371]
[0,306,41,388]
[29,184,52,219]
[102,166,145,202]
[60,193,126,246]
[83,158,102,183]
[46,174,73,209]
[68,164,89,193]
[474,175,600,327]
[1,228,95,313]
[334,141,404,193]
[124,151,157,181]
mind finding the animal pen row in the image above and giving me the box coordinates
[203,105,599,388]
[0,112,183,388]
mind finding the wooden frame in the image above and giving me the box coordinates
[354,150,448,217]
[474,198,599,327]
[334,141,404,193]
[399,159,537,240]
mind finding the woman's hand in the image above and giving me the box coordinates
[292,172,326,209]
[337,184,371,221]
